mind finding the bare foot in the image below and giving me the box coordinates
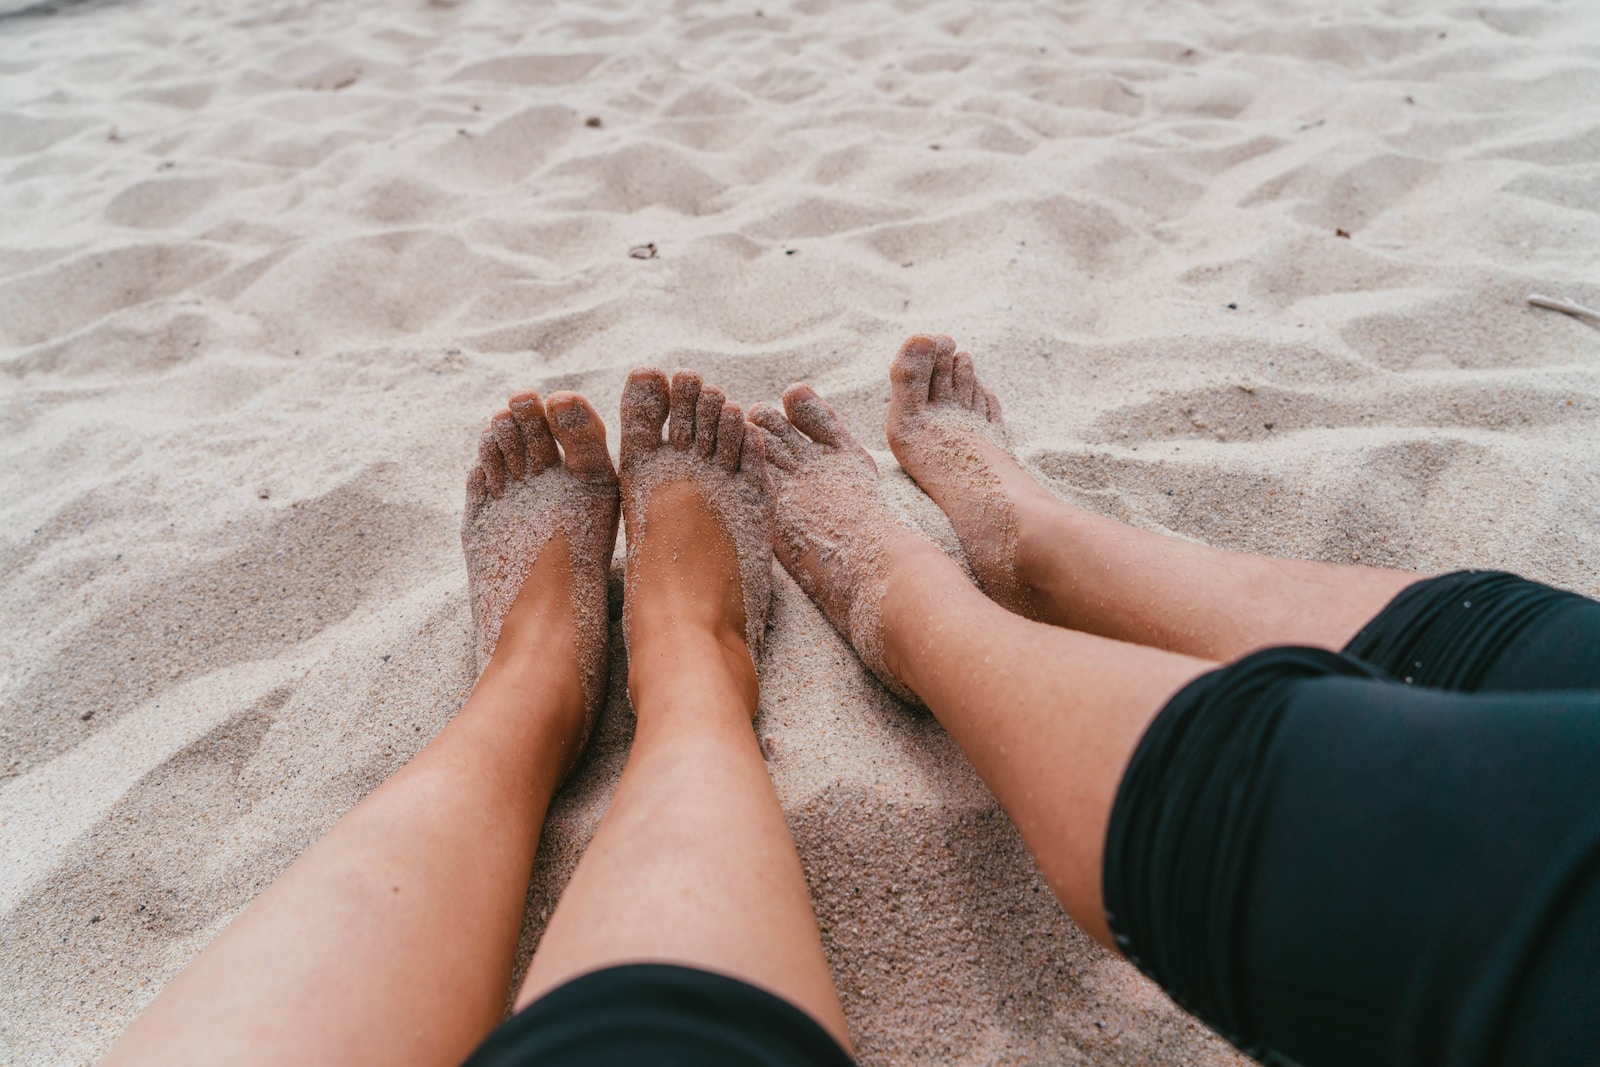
[461,390,619,773]
[886,333,1062,619]
[618,367,774,713]
[749,385,943,704]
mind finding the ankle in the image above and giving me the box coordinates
[1009,491,1083,600]
[476,623,583,709]
[877,535,980,691]
[628,625,759,720]
[456,626,590,783]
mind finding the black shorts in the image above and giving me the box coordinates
[1104,571,1600,1067]
[462,963,855,1067]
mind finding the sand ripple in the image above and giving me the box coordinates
[4,0,1600,1062]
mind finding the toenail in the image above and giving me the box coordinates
[909,337,934,355]
[554,404,587,428]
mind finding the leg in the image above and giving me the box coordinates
[749,390,1212,948]
[512,369,852,1051]
[105,392,620,1067]
[885,334,1416,660]
[881,544,1210,949]
[1105,651,1600,1067]
[755,382,1600,1067]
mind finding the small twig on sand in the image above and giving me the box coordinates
[1528,293,1600,325]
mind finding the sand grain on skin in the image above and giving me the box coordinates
[886,334,1027,610]
[5,0,1600,1063]
[754,393,913,704]
[619,369,774,658]
[460,427,617,742]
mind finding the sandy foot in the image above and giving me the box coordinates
[886,333,1056,619]
[618,367,774,669]
[461,390,619,749]
[750,385,931,705]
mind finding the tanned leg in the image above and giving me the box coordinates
[515,368,853,1052]
[104,391,620,1067]
[750,390,1214,951]
[884,334,1416,661]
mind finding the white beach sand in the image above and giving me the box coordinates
[3,0,1599,1062]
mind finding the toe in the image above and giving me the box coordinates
[491,411,527,481]
[748,402,809,468]
[695,384,726,459]
[715,402,745,471]
[477,431,507,498]
[951,351,979,409]
[782,383,851,448]
[668,369,703,451]
[510,391,559,475]
[466,465,489,517]
[621,366,671,463]
[889,334,938,406]
[751,426,796,471]
[546,392,616,481]
[984,387,1003,424]
[929,334,957,402]
[737,420,770,481]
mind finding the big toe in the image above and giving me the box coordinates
[748,401,810,469]
[621,366,671,461]
[890,333,943,408]
[546,392,616,481]
[782,383,854,449]
[509,390,560,475]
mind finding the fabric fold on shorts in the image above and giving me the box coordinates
[1344,569,1600,692]
[461,962,856,1067]
[1103,570,1600,1067]
[1101,646,1381,1055]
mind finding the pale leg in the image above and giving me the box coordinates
[516,369,851,1051]
[105,388,622,1067]
[105,540,596,1067]
[885,333,1417,660]
[751,387,1212,950]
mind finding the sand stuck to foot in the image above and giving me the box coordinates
[3,0,1599,1063]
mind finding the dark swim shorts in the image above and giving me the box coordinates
[1104,570,1600,1067]
[461,963,856,1067]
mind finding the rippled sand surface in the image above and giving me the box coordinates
[4,0,1599,1062]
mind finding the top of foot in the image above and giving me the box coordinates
[618,367,774,665]
[749,384,931,704]
[886,333,1041,616]
[461,390,620,754]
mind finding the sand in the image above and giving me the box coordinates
[620,369,776,658]
[3,0,1599,1062]
[461,393,618,748]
